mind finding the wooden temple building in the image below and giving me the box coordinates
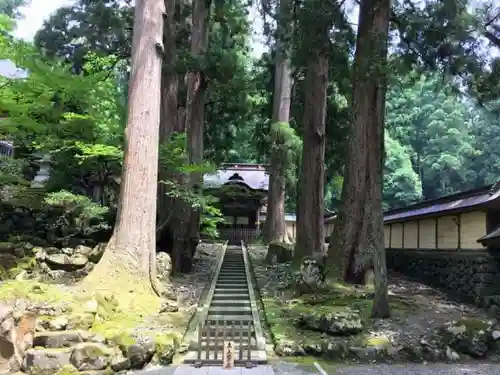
[383,184,500,250]
[203,163,269,244]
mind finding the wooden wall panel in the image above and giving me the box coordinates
[460,211,486,249]
[384,225,391,248]
[437,215,459,249]
[391,223,403,248]
[419,218,436,249]
[403,221,418,248]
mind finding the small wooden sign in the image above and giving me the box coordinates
[222,341,235,369]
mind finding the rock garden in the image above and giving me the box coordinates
[250,244,500,364]
[0,239,221,375]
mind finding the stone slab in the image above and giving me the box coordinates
[172,364,275,375]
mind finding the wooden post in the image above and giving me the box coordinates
[223,339,235,369]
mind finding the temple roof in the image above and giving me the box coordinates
[384,184,500,223]
[204,163,269,191]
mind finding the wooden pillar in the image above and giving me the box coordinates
[402,222,405,249]
[389,224,392,249]
[416,219,420,249]
[435,217,439,249]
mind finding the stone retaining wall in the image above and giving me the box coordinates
[386,249,500,316]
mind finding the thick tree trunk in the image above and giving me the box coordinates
[83,0,164,296]
[157,0,178,227]
[265,0,293,244]
[329,0,391,318]
[294,54,327,260]
[185,0,211,266]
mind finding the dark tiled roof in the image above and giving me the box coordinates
[384,185,500,223]
[478,226,500,243]
[203,164,269,191]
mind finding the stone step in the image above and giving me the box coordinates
[212,293,249,300]
[214,288,249,294]
[217,274,246,278]
[215,283,248,289]
[219,267,246,275]
[202,328,254,337]
[206,314,253,321]
[217,274,247,279]
[216,279,247,284]
[209,306,252,315]
[211,300,251,307]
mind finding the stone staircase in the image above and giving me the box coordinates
[183,244,266,366]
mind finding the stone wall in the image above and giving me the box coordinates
[386,249,500,317]
[0,203,112,248]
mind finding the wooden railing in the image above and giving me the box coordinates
[196,319,254,365]
[218,228,260,245]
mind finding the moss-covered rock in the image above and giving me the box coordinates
[266,241,293,264]
[438,318,496,358]
[70,342,112,371]
[154,332,179,365]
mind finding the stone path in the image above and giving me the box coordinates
[134,362,500,375]
[135,365,275,375]
[332,364,500,375]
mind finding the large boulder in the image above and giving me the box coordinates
[295,309,363,336]
[22,348,72,375]
[266,242,293,264]
[437,319,499,358]
[0,304,36,374]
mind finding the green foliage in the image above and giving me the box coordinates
[0,155,28,186]
[43,190,110,237]
[383,132,422,210]
[0,0,29,19]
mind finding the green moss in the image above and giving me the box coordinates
[0,242,14,251]
[76,343,112,358]
[154,332,180,364]
[68,313,95,330]
[53,365,81,375]
[104,330,136,350]
[94,292,120,319]
[0,280,69,303]
[456,318,490,332]
[363,335,391,347]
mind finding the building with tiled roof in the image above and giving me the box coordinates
[383,184,500,250]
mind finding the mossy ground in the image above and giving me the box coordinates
[0,277,184,348]
[262,281,414,350]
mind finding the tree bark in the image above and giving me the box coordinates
[295,53,327,260]
[329,0,391,318]
[82,0,164,296]
[265,0,293,244]
[157,0,178,227]
[185,0,211,267]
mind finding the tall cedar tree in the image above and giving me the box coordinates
[82,0,164,296]
[294,1,329,260]
[330,0,391,318]
[186,0,212,267]
[265,0,293,243]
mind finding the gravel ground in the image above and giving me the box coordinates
[133,363,500,375]
[331,364,500,375]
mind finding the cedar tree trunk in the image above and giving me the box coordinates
[295,53,327,260]
[185,0,211,264]
[329,0,391,318]
[265,0,293,244]
[83,0,164,296]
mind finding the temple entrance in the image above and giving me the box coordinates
[203,164,268,245]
